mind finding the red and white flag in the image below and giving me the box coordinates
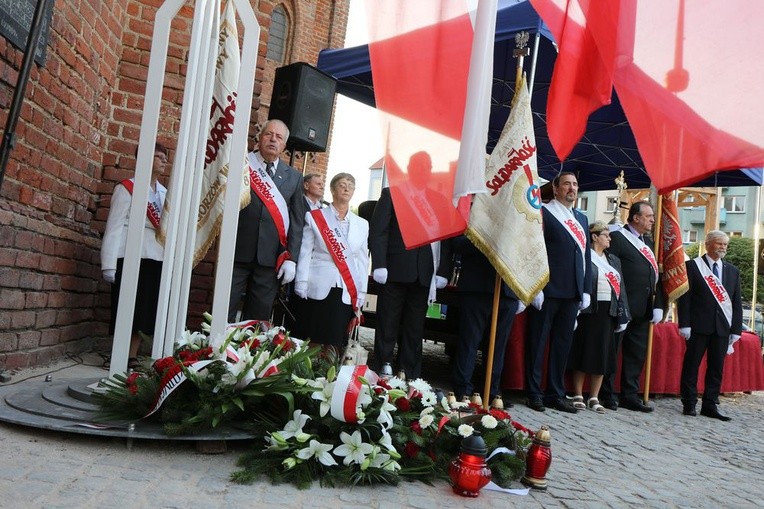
[658,193,688,304]
[465,74,548,304]
[365,0,476,248]
[158,0,250,264]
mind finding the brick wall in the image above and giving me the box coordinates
[0,0,349,371]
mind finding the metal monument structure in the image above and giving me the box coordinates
[111,0,258,375]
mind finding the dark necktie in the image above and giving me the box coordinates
[265,162,275,178]
[712,262,719,278]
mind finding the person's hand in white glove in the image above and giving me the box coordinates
[277,260,296,284]
[678,327,691,339]
[531,291,544,310]
[373,268,388,285]
[294,282,307,299]
[356,295,366,311]
[434,275,448,289]
[727,334,741,355]
[651,308,664,324]
[615,321,629,333]
[515,301,526,315]
[102,269,116,284]
[579,293,591,310]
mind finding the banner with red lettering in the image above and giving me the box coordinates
[158,0,250,265]
[465,74,548,304]
[659,193,688,303]
[366,0,472,248]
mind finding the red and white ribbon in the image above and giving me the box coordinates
[330,365,379,423]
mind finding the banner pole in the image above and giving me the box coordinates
[643,193,664,404]
[481,273,502,409]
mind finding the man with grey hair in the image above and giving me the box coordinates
[229,119,306,321]
[303,173,326,210]
[677,230,742,421]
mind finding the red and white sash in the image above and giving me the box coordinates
[693,257,732,327]
[311,208,361,312]
[247,153,290,269]
[620,227,659,286]
[591,251,621,299]
[544,200,586,274]
[121,178,162,229]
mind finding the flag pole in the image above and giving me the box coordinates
[751,183,763,329]
[642,193,664,404]
[481,34,530,409]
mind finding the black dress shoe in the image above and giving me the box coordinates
[601,399,618,411]
[526,398,546,412]
[700,406,731,421]
[620,398,654,413]
[544,398,578,413]
[682,404,697,416]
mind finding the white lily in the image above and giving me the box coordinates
[333,430,374,466]
[310,379,334,417]
[175,330,207,350]
[377,430,400,458]
[296,439,337,467]
[281,410,311,440]
[376,395,397,430]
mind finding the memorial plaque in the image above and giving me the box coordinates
[0,0,54,66]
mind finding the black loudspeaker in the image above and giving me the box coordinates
[269,62,337,152]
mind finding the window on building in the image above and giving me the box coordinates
[605,197,618,213]
[722,195,746,213]
[728,231,743,237]
[266,5,288,62]
[683,230,698,243]
[576,196,588,211]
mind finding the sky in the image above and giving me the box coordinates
[324,0,381,206]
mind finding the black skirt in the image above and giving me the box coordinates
[568,302,615,375]
[291,287,353,347]
[110,258,163,335]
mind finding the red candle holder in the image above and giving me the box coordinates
[448,433,492,497]
[521,425,552,490]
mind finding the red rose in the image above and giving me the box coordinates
[125,372,140,395]
[395,397,411,412]
[404,441,420,458]
[377,379,391,390]
[410,421,422,435]
[153,356,177,375]
[374,387,384,395]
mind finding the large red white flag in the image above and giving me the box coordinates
[365,0,473,248]
[658,193,688,304]
[533,0,764,192]
[466,74,548,304]
[158,0,250,264]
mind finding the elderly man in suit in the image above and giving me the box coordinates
[678,230,742,421]
[600,201,664,412]
[228,119,306,321]
[302,173,326,211]
[525,172,592,413]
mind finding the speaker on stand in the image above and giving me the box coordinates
[268,62,337,157]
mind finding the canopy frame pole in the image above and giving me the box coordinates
[642,193,664,404]
[751,183,763,330]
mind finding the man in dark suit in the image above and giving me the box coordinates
[302,173,326,210]
[228,119,306,321]
[451,235,523,403]
[525,172,592,413]
[677,230,742,421]
[369,163,452,380]
[600,201,664,412]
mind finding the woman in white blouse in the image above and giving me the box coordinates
[100,143,168,368]
[293,173,369,352]
[568,221,630,413]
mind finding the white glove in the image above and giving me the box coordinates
[102,269,116,283]
[651,308,664,324]
[615,322,628,333]
[356,295,366,310]
[515,301,526,315]
[373,268,388,285]
[727,334,741,355]
[678,327,691,339]
[434,275,448,289]
[573,319,578,331]
[579,293,591,310]
[277,260,296,284]
[294,282,307,299]
[531,291,544,310]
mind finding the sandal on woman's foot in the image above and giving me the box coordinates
[571,395,586,410]
[588,397,605,414]
[127,357,140,370]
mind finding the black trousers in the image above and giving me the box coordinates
[372,281,429,379]
[680,332,728,407]
[228,261,279,322]
[600,315,650,402]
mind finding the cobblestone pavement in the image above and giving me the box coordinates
[0,330,762,509]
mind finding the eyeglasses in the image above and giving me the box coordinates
[154,154,168,163]
[597,232,610,238]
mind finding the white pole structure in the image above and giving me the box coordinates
[751,183,763,329]
[153,0,220,358]
[110,0,186,376]
[209,0,260,340]
[111,0,259,375]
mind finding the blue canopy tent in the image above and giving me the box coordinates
[317,0,763,190]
